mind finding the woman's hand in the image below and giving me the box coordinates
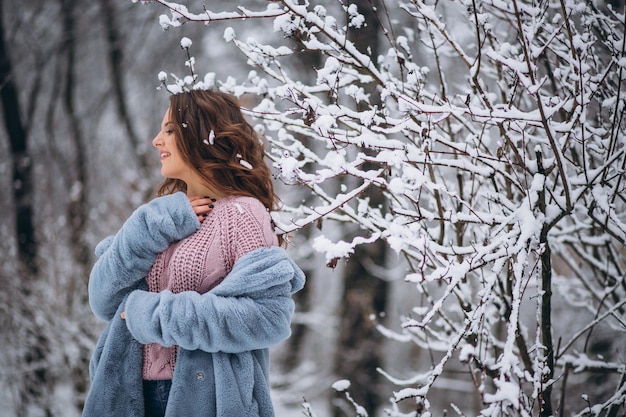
[188,196,216,222]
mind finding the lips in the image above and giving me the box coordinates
[160,152,171,160]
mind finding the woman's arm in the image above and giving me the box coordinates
[88,192,200,321]
[123,247,305,353]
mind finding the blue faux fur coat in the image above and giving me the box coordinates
[82,192,305,417]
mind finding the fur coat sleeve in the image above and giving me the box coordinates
[123,246,305,353]
[88,192,200,321]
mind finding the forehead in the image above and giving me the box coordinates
[161,107,173,124]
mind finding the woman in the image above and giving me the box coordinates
[82,90,305,417]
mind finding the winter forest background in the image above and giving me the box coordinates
[2,0,626,416]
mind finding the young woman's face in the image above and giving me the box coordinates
[152,108,193,182]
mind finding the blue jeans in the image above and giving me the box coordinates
[143,380,172,417]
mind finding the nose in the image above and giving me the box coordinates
[152,134,162,148]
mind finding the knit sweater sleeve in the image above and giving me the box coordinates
[123,247,305,353]
[88,192,200,322]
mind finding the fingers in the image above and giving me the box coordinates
[188,196,216,222]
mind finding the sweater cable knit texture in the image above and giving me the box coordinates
[143,195,277,380]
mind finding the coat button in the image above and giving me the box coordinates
[196,372,204,380]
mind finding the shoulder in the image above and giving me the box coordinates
[214,195,271,223]
[211,195,278,253]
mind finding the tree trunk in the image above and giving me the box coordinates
[333,0,389,414]
[100,0,151,174]
[60,0,91,270]
[333,242,389,415]
[0,0,37,274]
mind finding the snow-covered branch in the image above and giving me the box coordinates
[143,0,626,414]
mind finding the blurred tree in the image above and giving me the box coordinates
[0,0,36,274]
[0,0,53,415]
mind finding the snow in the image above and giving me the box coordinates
[483,377,520,409]
[316,57,342,87]
[387,177,406,194]
[347,4,365,28]
[224,27,235,42]
[332,379,351,392]
[344,84,369,103]
[180,36,192,48]
[6,0,625,416]
[275,154,300,183]
[458,343,475,362]
[312,114,336,136]
[273,12,301,36]
[312,236,354,263]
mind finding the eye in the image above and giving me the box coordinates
[165,129,174,134]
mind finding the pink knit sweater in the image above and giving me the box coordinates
[142,195,278,380]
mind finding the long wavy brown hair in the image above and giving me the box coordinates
[156,89,280,223]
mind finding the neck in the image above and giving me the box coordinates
[181,169,228,199]
[185,181,226,200]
